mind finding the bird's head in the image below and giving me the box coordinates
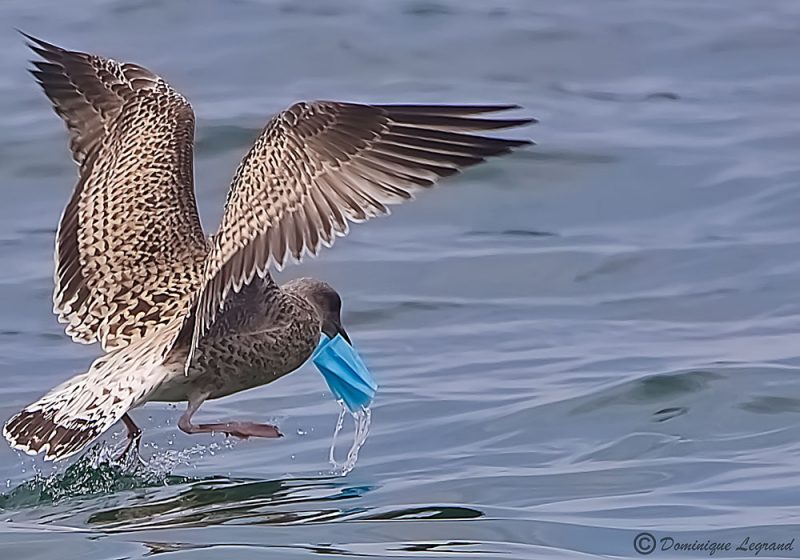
[283,277,349,342]
[283,277,377,414]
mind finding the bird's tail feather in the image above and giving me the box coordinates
[3,334,174,462]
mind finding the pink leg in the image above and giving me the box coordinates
[178,394,282,439]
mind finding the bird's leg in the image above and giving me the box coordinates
[185,421,283,439]
[178,393,282,439]
[116,413,144,463]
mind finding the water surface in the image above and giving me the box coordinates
[1,1,800,558]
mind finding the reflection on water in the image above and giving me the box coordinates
[0,430,390,531]
[1,448,482,538]
[89,477,372,530]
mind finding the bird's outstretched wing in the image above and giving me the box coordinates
[188,101,533,355]
[23,33,208,350]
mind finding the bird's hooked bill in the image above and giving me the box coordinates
[312,334,377,413]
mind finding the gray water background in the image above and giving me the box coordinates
[1,1,800,558]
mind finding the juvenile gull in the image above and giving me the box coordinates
[3,33,534,461]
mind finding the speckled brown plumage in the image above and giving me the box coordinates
[3,34,534,461]
[24,32,208,351]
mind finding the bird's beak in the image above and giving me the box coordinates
[337,324,351,345]
[322,319,351,344]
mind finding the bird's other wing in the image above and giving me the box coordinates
[187,101,533,357]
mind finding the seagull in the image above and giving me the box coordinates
[3,33,534,462]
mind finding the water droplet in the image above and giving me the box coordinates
[328,402,371,475]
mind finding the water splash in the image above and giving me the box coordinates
[328,402,371,476]
[0,442,209,510]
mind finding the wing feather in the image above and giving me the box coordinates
[185,101,533,358]
[22,33,208,349]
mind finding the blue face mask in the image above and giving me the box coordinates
[312,333,378,413]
